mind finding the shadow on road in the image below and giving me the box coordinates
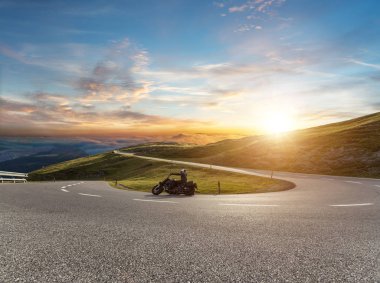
[142,194,194,199]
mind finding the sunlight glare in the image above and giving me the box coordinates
[262,112,295,135]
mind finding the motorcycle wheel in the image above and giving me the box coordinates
[184,186,195,196]
[152,185,164,195]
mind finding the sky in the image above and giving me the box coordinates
[0,0,379,138]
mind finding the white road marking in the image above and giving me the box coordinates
[78,193,101,198]
[330,203,373,207]
[344,181,362,184]
[218,203,279,207]
[133,198,178,204]
[322,178,335,181]
[373,185,380,188]
[60,183,84,192]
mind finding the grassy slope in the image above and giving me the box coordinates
[121,112,380,178]
[29,152,294,194]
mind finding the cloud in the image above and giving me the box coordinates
[0,94,213,136]
[70,39,152,106]
[151,61,301,81]
[214,2,225,8]
[213,89,242,98]
[0,95,70,127]
[371,101,380,109]
[30,92,70,105]
[0,97,36,113]
[147,86,245,113]
[229,4,249,13]
[202,101,220,108]
[140,57,306,115]
[1,38,224,135]
[0,43,88,76]
[77,79,150,105]
[370,74,380,81]
[0,44,29,64]
[234,24,263,32]
[298,110,371,127]
[153,85,211,96]
[228,0,285,14]
[0,39,151,91]
[256,0,285,13]
[222,0,286,32]
[347,59,380,70]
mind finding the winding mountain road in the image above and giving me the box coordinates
[1,154,379,282]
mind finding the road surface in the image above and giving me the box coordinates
[1,161,380,282]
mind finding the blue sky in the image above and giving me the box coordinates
[0,0,379,137]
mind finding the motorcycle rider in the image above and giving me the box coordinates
[171,169,187,192]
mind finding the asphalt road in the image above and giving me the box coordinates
[1,162,380,282]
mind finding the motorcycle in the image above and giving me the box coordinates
[152,173,197,196]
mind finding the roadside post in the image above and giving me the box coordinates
[218,181,221,194]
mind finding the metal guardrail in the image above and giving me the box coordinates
[0,171,28,183]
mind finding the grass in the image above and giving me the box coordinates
[29,152,294,194]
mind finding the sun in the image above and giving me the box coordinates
[262,112,295,135]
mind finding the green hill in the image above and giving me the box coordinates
[121,112,380,178]
[29,153,294,194]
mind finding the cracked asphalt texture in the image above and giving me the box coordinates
[1,172,380,282]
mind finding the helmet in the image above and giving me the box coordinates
[180,169,186,173]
